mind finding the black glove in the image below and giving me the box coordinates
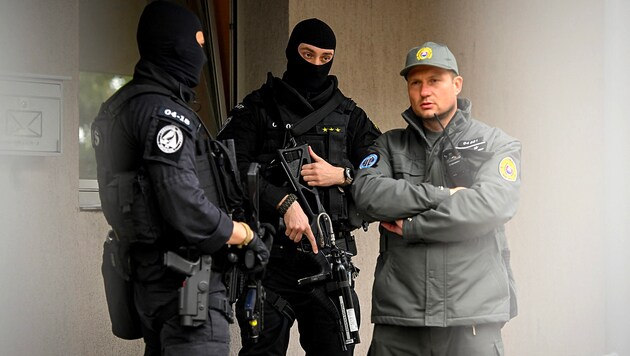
[244,233,270,271]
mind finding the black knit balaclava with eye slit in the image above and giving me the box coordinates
[136,1,206,88]
[283,18,336,94]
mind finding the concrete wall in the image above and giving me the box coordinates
[0,0,628,355]
[0,0,145,355]
[236,0,289,100]
[604,0,630,354]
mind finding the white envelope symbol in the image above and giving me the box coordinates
[6,110,43,137]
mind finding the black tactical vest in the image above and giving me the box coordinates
[91,83,224,247]
[248,85,357,230]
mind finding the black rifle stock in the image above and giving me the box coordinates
[277,144,360,350]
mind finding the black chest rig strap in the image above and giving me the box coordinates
[289,90,346,137]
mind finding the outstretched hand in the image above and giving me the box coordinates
[301,146,344,187]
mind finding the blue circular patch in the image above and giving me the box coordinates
[359,153,379,169]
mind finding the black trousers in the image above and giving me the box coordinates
[133,271,231,356]
[236,250,361,356]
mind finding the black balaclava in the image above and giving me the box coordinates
[283,18,336,95]
[137,1,206,88]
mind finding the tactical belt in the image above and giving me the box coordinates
[154,294,232,329]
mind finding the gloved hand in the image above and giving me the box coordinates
[244,233,270,271]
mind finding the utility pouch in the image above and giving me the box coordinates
[101,171,163,244]
[101,230,142,340]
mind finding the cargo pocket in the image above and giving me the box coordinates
[130,173,163,243]
[392,158,425,184]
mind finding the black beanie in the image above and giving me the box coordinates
[137,1,206,88]
[283,18,336,95]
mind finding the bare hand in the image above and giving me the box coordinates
[380,219,404,236]
[301,146,344,187]
[282,200,319,253]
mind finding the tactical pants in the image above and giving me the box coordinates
[133,271,231,356]
[236,250,360,356]
[368,322,505,356]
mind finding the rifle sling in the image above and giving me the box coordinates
[289,90,346,137]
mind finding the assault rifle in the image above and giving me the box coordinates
[277,143,360,350]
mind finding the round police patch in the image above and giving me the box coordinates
[499,157,517,182]
[156,125,184,154]
[416,47,433,60]
[359,153,379,169]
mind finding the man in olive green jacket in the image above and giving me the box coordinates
[352,42,520,356]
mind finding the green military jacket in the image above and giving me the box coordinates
[352,98,520,327]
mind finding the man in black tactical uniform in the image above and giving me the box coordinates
[218,18,381,356]
[92,2,268,355]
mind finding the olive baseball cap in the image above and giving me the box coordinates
[400,41,459,77]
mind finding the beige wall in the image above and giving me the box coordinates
[0,0,628,355]
[236,0,290,100]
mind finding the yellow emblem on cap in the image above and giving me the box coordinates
[499,157,517,182]
[416,47,433,61]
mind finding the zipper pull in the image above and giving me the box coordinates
[472,324,477,336]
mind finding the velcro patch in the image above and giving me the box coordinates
[499,157,517,182]
[157,106,193,132]
[359,153,379,169]
[157,125,184,154]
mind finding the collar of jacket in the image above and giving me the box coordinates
[402,97,472,144]
[133,59,197,103]
[266,72,338,112]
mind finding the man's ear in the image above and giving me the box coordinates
[454,75,463,95]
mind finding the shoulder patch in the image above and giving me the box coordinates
[157,106,193,131]
[359,153,379,169]
[156,124,184,154]
[499,157,517,182]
